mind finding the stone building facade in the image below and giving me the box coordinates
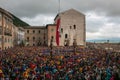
[24,9,86,47]
[17,27,25,45]
[46,24,57,46]
[54,9,86,46]
[0,8,14,50]
[12,25,19,46]
[0,8,28,50]
[0,8,86,49]
[24,26,47,46]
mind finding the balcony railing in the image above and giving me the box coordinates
[4,32,12,36]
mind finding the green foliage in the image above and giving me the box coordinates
[11,14,30,28]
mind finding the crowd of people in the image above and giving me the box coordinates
[0,46,119,80]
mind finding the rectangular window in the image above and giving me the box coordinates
[27,37,29,41]
[33,44,35,46]
[74,25,76,29]
[27,30,29,33]
[65,34,68,38]
[33,37,35,41]
[51,28,54,32]
[39,30,40,33]
[51,36,54,39]
[33,30,35,33]
[61,28,63,33]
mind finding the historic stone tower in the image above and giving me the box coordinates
[54,9,86,46]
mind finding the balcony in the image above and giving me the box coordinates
[4,28,12,36]
[4,32,12,36]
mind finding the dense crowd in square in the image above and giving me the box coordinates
[0,46,119,80]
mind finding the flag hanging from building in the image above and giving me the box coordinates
[56,18,60,46]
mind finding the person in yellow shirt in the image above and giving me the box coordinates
[23,69,30,79]
[0,68,4,79]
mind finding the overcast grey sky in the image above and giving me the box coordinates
[0,0,120,40]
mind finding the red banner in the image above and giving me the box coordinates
[56,18,60,46]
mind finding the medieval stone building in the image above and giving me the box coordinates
[54,9,86,46]
[24,26,47,46]
[0,8,86,50]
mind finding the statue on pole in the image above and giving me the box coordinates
[50,37,53,59]
[73,39,77,55]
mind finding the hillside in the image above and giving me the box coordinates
[11,14,30,28]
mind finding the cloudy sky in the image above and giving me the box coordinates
[0,0,120,40]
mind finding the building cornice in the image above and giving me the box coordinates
[24,26,46,29]
[0,8,13,19]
